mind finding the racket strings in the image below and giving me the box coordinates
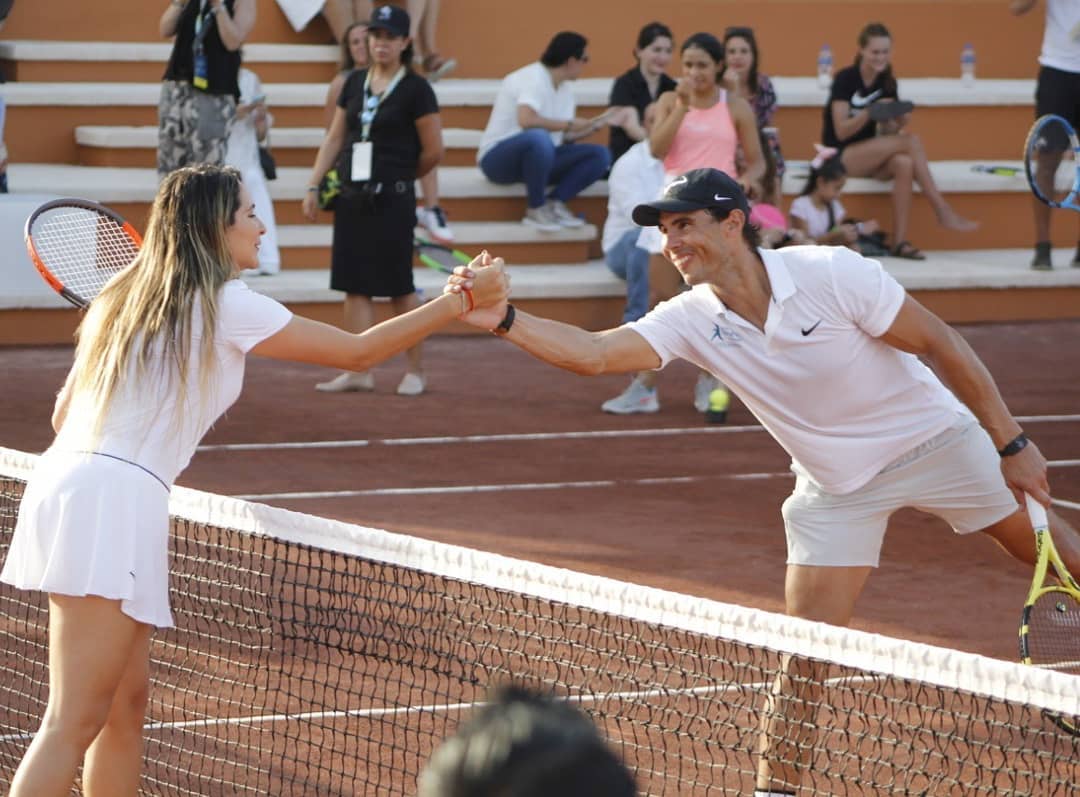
[1025,590,1080,675]
[1025,118,1078,203]
[29,207,139,302]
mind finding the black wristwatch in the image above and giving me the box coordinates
[492,304,515,336]
[997,432,1028,458]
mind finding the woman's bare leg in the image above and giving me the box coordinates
[900,132,977,231]
[84,623,154,796]
[315,293,377,390]
[321,0,353,43]
[9,595,146,797]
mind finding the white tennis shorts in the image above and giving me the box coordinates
[782,416,1020,567]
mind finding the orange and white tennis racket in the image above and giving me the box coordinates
[25,198,142,308]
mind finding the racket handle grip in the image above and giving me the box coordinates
[1025,493,1049,530]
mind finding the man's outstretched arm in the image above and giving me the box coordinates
[494,308,663,376]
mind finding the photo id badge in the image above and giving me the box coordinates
[351,141,373,182]
[192,44,209,91]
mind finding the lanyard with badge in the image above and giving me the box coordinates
[192,0,217,91]
[351,66,405,182]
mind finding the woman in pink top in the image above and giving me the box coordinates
[602,32,764,417]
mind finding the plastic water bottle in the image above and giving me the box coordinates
[817,44,833,89]
[961,43,976,86]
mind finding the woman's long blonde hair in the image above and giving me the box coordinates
[71,164,243,436]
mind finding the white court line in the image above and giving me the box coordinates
[235,459,1080,502]
[197,423,765,452]
[197,413,1080,454]
[233,472,792,501]
[0,673,878,743]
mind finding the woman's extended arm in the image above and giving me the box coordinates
[253,261,510,370]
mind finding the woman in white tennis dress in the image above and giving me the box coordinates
[0,163,508,796]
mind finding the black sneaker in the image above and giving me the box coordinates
[869,100,915,122]
[1031,241,1052,271]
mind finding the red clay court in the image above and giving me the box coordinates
[2,318,1079,661]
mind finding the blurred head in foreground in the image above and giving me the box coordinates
[418,685,637,797]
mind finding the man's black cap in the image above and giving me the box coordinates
[368,4,411,38]
[632,168,750,227]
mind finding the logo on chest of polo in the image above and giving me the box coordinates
[709,324,743,346]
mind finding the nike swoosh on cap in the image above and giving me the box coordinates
[714,194,732,201]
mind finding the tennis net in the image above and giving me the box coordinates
[0,446,1077,795]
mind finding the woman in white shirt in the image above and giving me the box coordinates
[226,67,281,274]
[0,164,508,797]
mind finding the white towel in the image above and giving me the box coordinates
[274,0,325,32]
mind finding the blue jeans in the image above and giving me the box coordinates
[605,228,650,322]
[479,129,610,209]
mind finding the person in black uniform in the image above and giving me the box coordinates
[303,4,444,396]
[158,0,255,174]
[607,22,676,166]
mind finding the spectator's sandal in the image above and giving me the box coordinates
[422,54,457,81]
[890,240,926,260]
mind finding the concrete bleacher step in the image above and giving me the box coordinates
[9,160,1072,252]
[2,76,1041,164]
[280,221,598,267]
[6,251,1079,347]
[75,125,482,168]
[0,41,340,84]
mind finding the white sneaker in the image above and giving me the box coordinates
[693,373,720,413]
[546,199,586,228]
[601,378,659,414]
[522,205,561,233]
[315,372,374,392]
[416,205,455,243]
[396,372,426,396]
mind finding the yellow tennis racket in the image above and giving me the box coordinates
[1018,494,1080,735]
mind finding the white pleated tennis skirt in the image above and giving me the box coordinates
[0,450,174,628]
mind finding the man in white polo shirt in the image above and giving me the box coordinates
[453,167,1080,797]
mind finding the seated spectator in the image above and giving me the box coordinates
[722,26,784,203]
[407,0,456,81]
[418,685,637,797]
[608,22,676,166]
[225,67,281,274]
[822,22,977,260]
[158,0,256,176]
[789,145,884,253]
[477,32,612,232]
[603,103,664,326]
